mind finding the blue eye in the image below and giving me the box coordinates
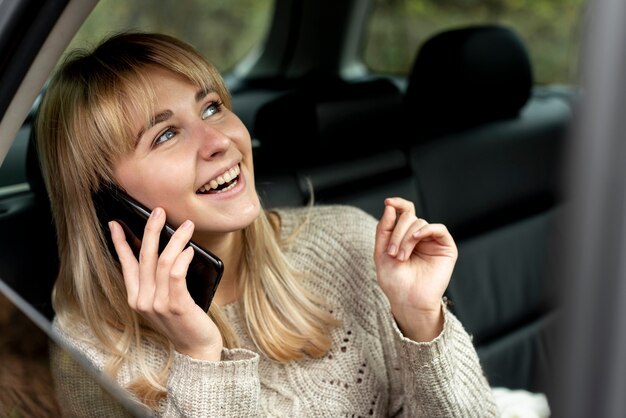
[201,101,223,119]
[155,128,175,146]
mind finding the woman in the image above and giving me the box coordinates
[37,32,498,417]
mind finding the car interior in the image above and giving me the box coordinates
[0,0,585,415]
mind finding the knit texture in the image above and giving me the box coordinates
[51,205,499,417]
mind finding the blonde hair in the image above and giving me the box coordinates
[36,32,337,407]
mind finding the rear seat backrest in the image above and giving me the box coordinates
[251,75,418,218]
[253,75,405,169]
[405,24,572,391]
[412,99,571,238]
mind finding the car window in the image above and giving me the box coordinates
[68,0,274,73]
[0,0,273,197]
[364,0,586,85]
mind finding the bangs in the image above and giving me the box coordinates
[47,32,232,189]
[109,71,158,155]
[83,69,223,188]
[93,61,227,161]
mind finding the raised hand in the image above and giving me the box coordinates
[374,197,457,342]
[109,207,223,360]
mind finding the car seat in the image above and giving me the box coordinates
[251,73,419,218]
[0,119,58,320]
[405,24,573,392]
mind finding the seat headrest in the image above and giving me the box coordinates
[405,24,533,137]
[252,77,403,173]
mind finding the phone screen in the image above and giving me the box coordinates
[92,185,224,312]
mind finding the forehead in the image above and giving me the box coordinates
[139,67,215,105]
[124,68,219,145]
[144,66,201,93]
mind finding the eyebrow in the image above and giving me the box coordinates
[195,87,211,102]
[135,87,215,144]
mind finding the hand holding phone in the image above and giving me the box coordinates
[93,185,224,312]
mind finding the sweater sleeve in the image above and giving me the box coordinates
[49,340,139,418]
[318,205,499,417]
[50,320,262,418]
[388,304,500,417]
[162,349,261,417]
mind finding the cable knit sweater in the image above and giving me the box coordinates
[50,205,499,417]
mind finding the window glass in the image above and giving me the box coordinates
[0,0,273,193]
[68,0,274,73]
[364,0,586,85]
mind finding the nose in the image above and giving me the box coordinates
[194,121,230,160]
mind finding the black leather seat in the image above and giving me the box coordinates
[405,24,572,391]
[251,74,419,218]
[405,24,534,141]
[0,120,58,320]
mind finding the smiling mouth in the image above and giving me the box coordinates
[196,165,241,194]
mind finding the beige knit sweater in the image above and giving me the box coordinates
[51,205,499,417]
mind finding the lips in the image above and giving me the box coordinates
[196,164,241,194]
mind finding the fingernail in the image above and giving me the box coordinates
[398,249,406,260]
[151,207,162,218]
[181,220,193,229]
[387,244,397,256]
[108,221,114,232]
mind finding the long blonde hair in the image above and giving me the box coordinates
[36,32,337,407]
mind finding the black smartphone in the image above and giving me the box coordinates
[93,185,224,312]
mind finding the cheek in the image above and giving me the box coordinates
[114,159,191,208]
[227,121,253,152]
[112,158,138,191]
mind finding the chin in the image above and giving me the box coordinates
[238,199,262,227]
[216,198,262,232]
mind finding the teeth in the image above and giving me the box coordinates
[216,179,238,193]
[198,165,240,193]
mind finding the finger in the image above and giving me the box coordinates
[168,246,195,314]
[413,224,456,253]
[381,197,418,256]
[159,220,195,262]
[136,207,166,311]
[154,220,195,309]
[375,204,397,257]
[116,221,142,257]
[395,218,430,261]
[384,197,416,214]
[389,223,458,265]
[109,220,140,307]
[387,212,426,258]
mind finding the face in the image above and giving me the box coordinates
[113,67,261,239]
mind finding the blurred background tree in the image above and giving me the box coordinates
[365,0,586,84]
[68,0,273,72]
[69,0,585,85]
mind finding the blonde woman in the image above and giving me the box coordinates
[37,32,498,417]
